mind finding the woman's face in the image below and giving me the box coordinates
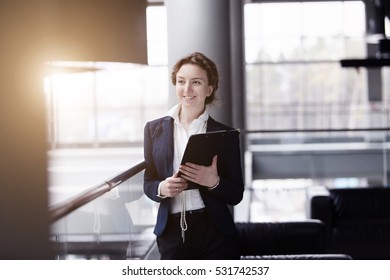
[175,64,213,111]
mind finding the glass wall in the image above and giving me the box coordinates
[244,1,372,132]
[50,170,158,259]
[236,129,390,223]
[44,6,169,148]
[239,1,390,222]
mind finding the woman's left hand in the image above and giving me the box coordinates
[179,155,219,188]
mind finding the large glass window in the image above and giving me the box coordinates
[244,1,368,132]
[240,1,390,223]
[44,6,169,148]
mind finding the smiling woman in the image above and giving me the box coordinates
[143,52,244,260]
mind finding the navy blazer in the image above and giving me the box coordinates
[143,115,244,237]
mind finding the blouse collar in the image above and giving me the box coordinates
[167,104,209,125]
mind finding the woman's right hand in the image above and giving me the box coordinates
[160,172,188,197]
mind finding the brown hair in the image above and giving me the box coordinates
[171,52,219,104]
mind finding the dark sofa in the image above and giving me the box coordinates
[309,187,390,260]
[236,220,351,259]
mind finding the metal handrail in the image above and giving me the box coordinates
[49,161,146,223]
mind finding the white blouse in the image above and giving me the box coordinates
[168,104,208,214]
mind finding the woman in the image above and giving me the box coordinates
[143,52,244,260]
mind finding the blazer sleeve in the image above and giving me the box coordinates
[143,121,164,203]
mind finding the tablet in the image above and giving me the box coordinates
[180,129,239,166]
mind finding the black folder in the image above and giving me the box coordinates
[180,129,239,167]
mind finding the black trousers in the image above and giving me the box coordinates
[156,209,241,260]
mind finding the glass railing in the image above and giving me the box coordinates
[49,161,159,260]
[235,128,390,223]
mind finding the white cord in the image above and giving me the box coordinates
[93,205,101,235]
[180,191,188,243]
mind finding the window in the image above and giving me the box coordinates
[240,1,386,222]
[44,6,169,148]
[244,1,369,132]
